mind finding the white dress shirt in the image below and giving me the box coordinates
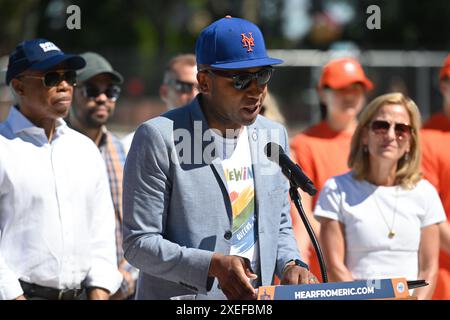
[0,107,122,300]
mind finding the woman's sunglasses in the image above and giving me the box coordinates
[369,120,413,139]
[81,84,121,101]
[19,70,77,87]
[205,67,274,90]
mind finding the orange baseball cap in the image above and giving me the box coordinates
[318,57,373,90]
[439,54,450,80]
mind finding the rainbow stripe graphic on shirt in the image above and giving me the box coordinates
[226,166,257,254]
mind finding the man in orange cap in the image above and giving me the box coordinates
[421,54,450,299]
[290,57,373,281]
[424,54,450,131]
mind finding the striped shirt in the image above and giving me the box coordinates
[98,129,138,298]
[98,129,126,266]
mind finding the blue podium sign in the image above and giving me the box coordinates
[258,278,410,300]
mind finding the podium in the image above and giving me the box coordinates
[257,278,422,300]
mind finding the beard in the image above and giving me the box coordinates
[83,107,111,128]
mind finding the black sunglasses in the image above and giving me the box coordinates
[206,67,274,90]
[82,84,121,101]
[19,70,77,87]
[369,120,413,138]
[168,79,198,94]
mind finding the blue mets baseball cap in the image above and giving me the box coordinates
[196,16,283,70]
[5,38,86,85]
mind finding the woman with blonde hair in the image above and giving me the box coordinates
[314,93,446,299]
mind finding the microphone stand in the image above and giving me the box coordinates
[289,183,328,283]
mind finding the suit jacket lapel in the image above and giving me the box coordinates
[247,121,265,234]
[188,98,231,220]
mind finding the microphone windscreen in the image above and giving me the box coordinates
[264,142,281,159]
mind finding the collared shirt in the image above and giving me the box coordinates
[0,106,122,300]
[68,122,138,299]
[98,127,126,266]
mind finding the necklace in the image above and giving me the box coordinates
[372,186,399,239]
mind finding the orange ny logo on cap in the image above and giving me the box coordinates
[241,32,255,52]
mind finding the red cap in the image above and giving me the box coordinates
[439,54,450,80]
[318,57,373,90]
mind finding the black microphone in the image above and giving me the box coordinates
[264,142,317,196]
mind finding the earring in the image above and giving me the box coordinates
[404,152,409,161]
[363,145,368,153]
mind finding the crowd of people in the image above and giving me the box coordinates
[0,15,449,300]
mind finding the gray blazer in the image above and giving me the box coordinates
[122,96,302,300]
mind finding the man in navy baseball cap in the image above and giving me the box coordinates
[0,39,123,301]
[4,38,86,142]
[6,38,85,85]
[4,38,86,141]
[122,16,317,301]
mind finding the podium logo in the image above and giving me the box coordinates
[396,282,405,293]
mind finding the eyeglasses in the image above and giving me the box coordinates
[369,120,413,139]
[19,70,77,87]
[81,84,121,101]
[205,67,274,90]
[168,79,198,94]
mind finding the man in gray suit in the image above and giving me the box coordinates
[123,16,318,300]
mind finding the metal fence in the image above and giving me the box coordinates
[267,49,447,135]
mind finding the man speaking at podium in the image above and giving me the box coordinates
[122,16,318,300]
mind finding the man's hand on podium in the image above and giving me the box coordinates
[209,253,258,300]
[281,265,319,285]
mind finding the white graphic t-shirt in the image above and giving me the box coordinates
[211,127,260,283]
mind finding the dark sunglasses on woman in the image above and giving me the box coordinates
[205,67,274,90]
[19,70,77,87]
[370,120,413,139]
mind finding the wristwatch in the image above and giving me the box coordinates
[283,259,309,274]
